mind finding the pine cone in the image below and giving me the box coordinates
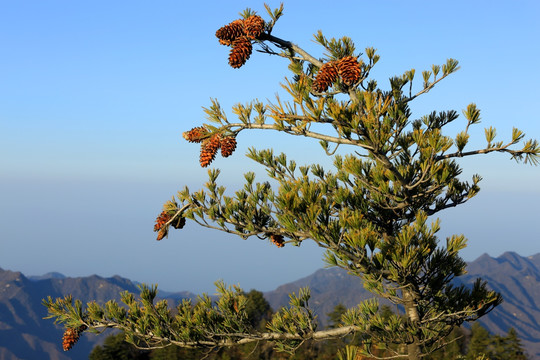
[216,19,245,45]
[270,234,285,248]
[156,227,167,241]
[313,61,338,92]
[62,325,86,351]
[219,39,233,46]
[200,134,222,167]
[183,126,209,143]
[171,216,186,229]
[244,15,265,39]
[220,136,237,157]
[228,37,252,69]
[338,56,362,86]
[154,211,172,232]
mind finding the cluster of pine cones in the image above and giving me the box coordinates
[154,210,186,240]
[62,325,87,351]
[183,127,237,167]
[313,56,362,92]
[215,15,265,68]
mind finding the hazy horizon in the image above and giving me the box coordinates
[2,249,538,295]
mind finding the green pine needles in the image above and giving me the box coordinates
[44,4,539,359]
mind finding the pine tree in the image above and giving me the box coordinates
[243,289,273,330]
[466,324,529,360]
[327,304,347,329]
[44,5,539,360]
[504,328,528,359]
[494,328,528,360]
[466,323,493,360]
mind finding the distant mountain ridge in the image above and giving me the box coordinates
[0,268,196,360]
[462,252,540,357]
[27,272,66,281]
[1,252,539,359]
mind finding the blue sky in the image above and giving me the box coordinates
[1,1,539,294]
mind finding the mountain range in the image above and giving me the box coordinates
[1,251,539,359]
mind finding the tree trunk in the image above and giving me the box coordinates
[403,288,421,360]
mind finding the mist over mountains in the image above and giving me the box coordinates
[1,251,539,359]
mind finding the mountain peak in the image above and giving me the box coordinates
[466,252,540,277]
[28,272,66,281]
[466,253,498,275]
[496,251,539,274]
[499,251,521,261]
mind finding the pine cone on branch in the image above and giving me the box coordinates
[313,61,338,92]
[228,37,253,68]
[171,216,186,229]
[243,15,265,39]
[270,234,285,248]
[154,210,187,240]
[215,19,245,46]
[338,56,362,86]
[183,126,209,143]
[62,325,86,351]
[156,228,168,241]
[220,136,237,157]
[154,211,172,232]
[200,134,222,167]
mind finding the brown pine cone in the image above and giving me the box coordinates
[219,39,233,46]
[200,134,222,167]
[228,37,252,69]
[156,227,167,241]
[216,19,245,45]
[270,234,285,248]
[313,61,338,92]
[62,325,86,351]
[154,210,172,232]
[244,15,265,39]
[220,136,237,157]
[338,56,362,86]
[182,126,209,143]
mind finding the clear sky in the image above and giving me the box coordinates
[1,1,539,294]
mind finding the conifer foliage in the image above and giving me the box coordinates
[44,4,539,359]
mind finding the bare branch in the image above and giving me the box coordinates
[225,122,375,150]
[436,146,518,161]
[259,33,324,67]
[402,71,453,103]
[88,321,359,348]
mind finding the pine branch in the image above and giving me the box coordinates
[436,143,540,163]
[259,33,324,67]
[225,122,374,149]
[84,322,359,348]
